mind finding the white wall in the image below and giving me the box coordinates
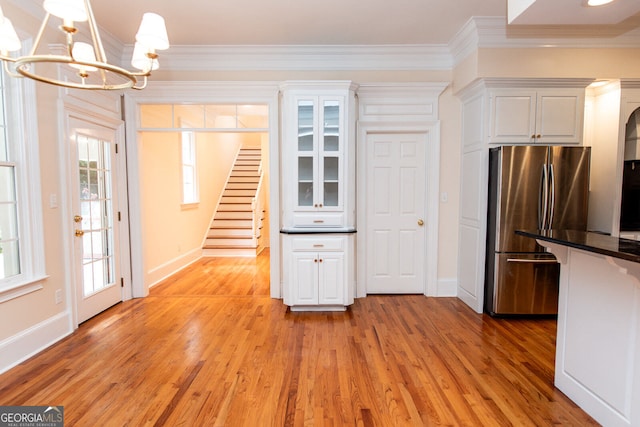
[139,131,244,286]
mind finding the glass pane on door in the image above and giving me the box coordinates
[298,101,314,151]
[78,135,115,297]
[298,156,314,207]
[323,156,339,207]
[323,101,340,151]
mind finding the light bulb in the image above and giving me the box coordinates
[587,0,615,6]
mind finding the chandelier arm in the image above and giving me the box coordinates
[1,57,22,79]
[132,76,148,91]
[83,0,108,64]
[30,13,52,57]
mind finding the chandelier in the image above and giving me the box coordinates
[0,0,169,90]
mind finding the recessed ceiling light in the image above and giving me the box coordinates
[587,0,615,6]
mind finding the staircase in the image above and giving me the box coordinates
[203,148,266,257]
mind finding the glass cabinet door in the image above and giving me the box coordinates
[321,100,340,207]
[297,100,315,207]
[294,97,343,210]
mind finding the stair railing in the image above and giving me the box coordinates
[252,159,265,247]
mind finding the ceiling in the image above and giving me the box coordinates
[86,0,640,47]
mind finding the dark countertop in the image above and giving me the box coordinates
[280,228,356,234]
[516,229,640,264]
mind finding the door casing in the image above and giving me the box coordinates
[357,121,440,297]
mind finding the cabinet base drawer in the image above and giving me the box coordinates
[290,236,346,251]
[292,212,345,228]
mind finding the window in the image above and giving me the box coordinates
[0,62,45,295]
[181,131,198,204]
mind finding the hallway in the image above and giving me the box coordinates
[0,250,596,426]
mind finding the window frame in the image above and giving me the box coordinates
[180,130,199,206]
[0,52,47,299]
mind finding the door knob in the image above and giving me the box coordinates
[74,215,83,223]
[75,230,84,237]
[417,219,424,226]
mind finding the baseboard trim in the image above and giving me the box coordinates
[147,248,202,289]
[0,311,73,375]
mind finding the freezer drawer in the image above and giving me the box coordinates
[490,253,560,315]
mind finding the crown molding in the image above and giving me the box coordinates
[450,16,640,66]
[9,0,640,74]
[121,44,454,72]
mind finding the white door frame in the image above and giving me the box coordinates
[357,121,440,298]
[60,102,130,327]
[123,81,281,298]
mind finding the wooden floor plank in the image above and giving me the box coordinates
[0,249,599,426]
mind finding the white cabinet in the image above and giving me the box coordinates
[281,82,356,229]
[280,81,357,311]
[489,89,584,144]
[457,79,590,314]
[283,234,355,311]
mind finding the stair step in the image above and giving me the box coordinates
[205,237,255,246]
[227,177,260,183]
[223,189,257,197]
[211,219,252,228]
[225,183,259,190]
[221,196,253,203]
[218,203,252,211]
[234,163,259,168]
[215,211,252,220]
[208,228,253,237]
[229,170,260,178]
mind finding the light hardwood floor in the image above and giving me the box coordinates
[0,250,598,426]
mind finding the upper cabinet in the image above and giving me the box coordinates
[281,82,357,230]
[488,89,585,145]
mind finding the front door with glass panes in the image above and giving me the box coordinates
[69,117,122,323]
[295,97,343,213]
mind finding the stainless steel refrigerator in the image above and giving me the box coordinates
[484,145,591,316]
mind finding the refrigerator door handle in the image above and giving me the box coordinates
[539,165,549,230]
[506,258,558,264]
[548,164,556,229]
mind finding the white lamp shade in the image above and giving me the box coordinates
[135,13,169,51]
[0,17,21,52]
[70,42,97,71]
[43,0,88,22]
[131,43,159,71]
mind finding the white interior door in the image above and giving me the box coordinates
[69,117,122,323]
[366,132,426,293]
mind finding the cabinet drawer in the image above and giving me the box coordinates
[292,212,345,228]
[291,236,345,251]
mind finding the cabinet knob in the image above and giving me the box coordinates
[418,219,424,226]
[536,134,541,139]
